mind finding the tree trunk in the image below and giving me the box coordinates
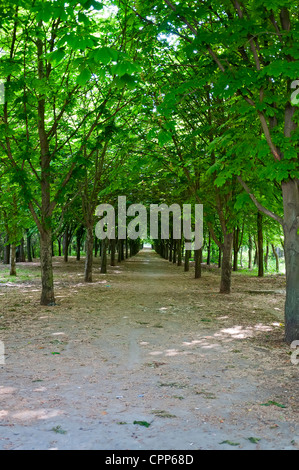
[20,238,26,262]
[94,237,99,258]
[257,212,264,277]
[169,241,173,262]
[68,237,72,255]
[194,248,202,279]
[271,244,279,273]
[76,230,82,261]
[165,241,169,260]
[58,237,62,257]
[233,226,239,271]
[248,234,252,269]
[118,240,122,262]
[26,230,33,262]
[177,239,182,266]
[63,229,70,262]
[84,225,93,282]
[10,244,16,276]
[101,238,107,273]
[173,240,177,263]
[282,179,299,343]
[220,232,233,293]
[121,240,125,261]
[184,246,190,272]
[218,247,222,268]
[40,229,55,305]
[253,241,257,266]
[264,243,269,271]
[207,231,211,265]
[110,239,116,266]
[3,236,10,264]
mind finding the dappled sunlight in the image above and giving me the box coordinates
[165,348,189,357]
[148,348,192,357]
[12,409,64,421]
[0,410,9,418]
[0,386,16,395]
[182,339,221,350]
[0,283,39,289]
[145,336,222,359]
[216,325,254,339]
[141,320,282,362]
[214,322,277,340]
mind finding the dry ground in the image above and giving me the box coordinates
[0,248,298,450]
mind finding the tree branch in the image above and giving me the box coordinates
[237,176,283,225]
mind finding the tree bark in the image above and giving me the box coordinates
[10,244,16,276]
[271,243,279,272]
[3,236,10,264]
[248,234,252,269]
[177,239,182,266]
[110,239,116,266]
[40,229,55,305]
[172,240,177,263]
[206,231,211,265]
[84,225,93,282]
[218,247,222,268]
[184,246,190,272]
[220,232,233,293]
[282,179,299,343]
[36,33,56,306]
[264,243,269,271]
[57,237,62,257]
[194,248,202,278]
[63,229,70,262]
[257,212,264,277]
[168,240,173,262]
[76,226,84,261]
[233,226,239,271]
[101,238,107,273]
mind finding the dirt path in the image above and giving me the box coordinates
[0,248,298,450]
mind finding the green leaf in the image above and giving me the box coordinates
[219,440,240,446]
[158,130,172,146]
[48,48,65,66]
[36,6,52,22]
[247,437,261,444]
[81,0,103,10]
[111,61,141,77]
[78,12,90,25]
[260,401,286,408]
[133,420,151,428]
[93,47,118,65]
[90,0,103,10]
[76,68,91,86]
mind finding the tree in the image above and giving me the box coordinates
[0,0,141,304]
[133,0,299,342]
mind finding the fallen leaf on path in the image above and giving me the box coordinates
[219,440,240,446]
[133,420,151,428]
[260,401,286,408]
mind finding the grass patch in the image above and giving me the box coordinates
[151,410,176,418]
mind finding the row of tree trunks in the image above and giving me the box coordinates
[156,239,203,279]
